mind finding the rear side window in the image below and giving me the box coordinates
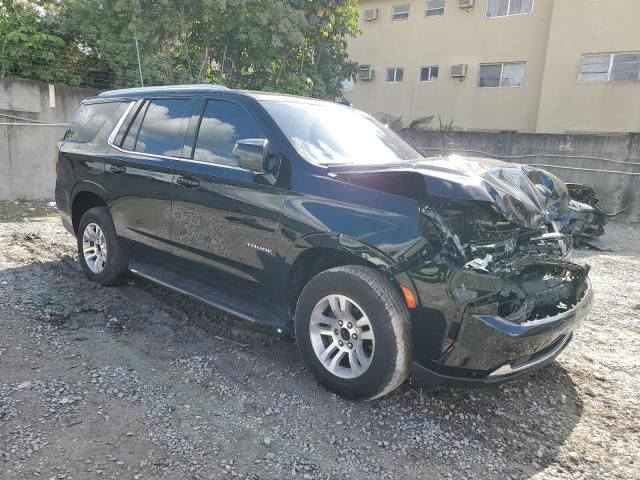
[64,101,123,143]
[121,98,190,156]
[193,100,266,166]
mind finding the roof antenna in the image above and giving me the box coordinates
[340,97,352,107]
[134,36,144,87]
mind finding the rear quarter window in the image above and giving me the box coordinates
[64,101,125,143]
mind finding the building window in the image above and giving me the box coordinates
[486,0,534,18]
[579,52,640,83]
[425,0,445,16]
[420,66,439,81]
[386,67,404,82]
[392,4,410,21]
[479,62,525,87]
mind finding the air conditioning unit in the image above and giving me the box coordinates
[363,8,378,21]
[450,64,468,78]
[458,0,475,8]
[358,66,375,81]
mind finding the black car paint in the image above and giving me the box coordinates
[55,85,592,388]
[170,97,287,295]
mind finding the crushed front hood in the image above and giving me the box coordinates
[329,155,570,229]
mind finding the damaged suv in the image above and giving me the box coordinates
[56,85,593,400]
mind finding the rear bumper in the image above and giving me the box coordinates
[54,176,74,235]
[410,278,593,388]
[60,213,74,235]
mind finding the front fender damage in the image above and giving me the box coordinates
[329,156,591,326]
[418,201,590,326]
[555,183,628,251]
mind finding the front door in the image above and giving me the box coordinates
[170,98,286,297]
[104,97,192,255]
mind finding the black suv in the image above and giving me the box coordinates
[56,85,592,400]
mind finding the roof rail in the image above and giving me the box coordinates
[98,84,229,97]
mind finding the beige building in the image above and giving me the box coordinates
[345,0,640,133]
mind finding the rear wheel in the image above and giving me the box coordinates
[295,265,412,400]
[77,206,128,286]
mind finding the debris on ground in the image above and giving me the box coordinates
[0,200,638,479]
[558,183,628,251]
[103,316,124,333]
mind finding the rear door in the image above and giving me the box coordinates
[170,97,286,295]
[104,97,193,255]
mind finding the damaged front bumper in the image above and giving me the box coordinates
[411,279,592,388]
[406,257,593,389]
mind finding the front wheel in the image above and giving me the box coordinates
[77,206,128,286]
[295,266,412,400]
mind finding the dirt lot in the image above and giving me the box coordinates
[0,201,639,480]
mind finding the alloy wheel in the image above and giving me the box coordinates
[309,294,375,379]
[82,222,108,274]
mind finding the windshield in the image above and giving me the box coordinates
[261,99,422,165]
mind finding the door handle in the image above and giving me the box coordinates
[176,176,200,189]
[108,165,126,175]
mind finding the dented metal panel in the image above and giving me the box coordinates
[556,183,628,251]
[329,155,572,229]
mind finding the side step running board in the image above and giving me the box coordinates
[129,260,286,328]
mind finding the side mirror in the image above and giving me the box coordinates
[233,138,270,175]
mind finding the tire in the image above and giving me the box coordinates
[77,206,129,286]
[295,265,412,400]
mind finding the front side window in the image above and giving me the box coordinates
[579,52,640,83]
[193,100,266,167]
[122,98,190,156]
[479,62,525,87]
[386,67,404,82]
[420,65,439,81]
[487,0,534,18]
[65,101,124,143]
[261,100,421,166]
[392,4,410,20]
[426,0,445,16]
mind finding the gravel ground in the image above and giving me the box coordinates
[0,200,638,480]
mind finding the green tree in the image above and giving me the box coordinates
[53,0,360,97]
[52,0,187,89]
[0,0,79,84]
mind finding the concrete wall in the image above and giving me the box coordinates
[401,129,640,222]
[0,79,97,200]
[347,0,640,134]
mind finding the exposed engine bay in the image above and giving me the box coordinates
[422,198,589,325]
[329,156,593,325]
